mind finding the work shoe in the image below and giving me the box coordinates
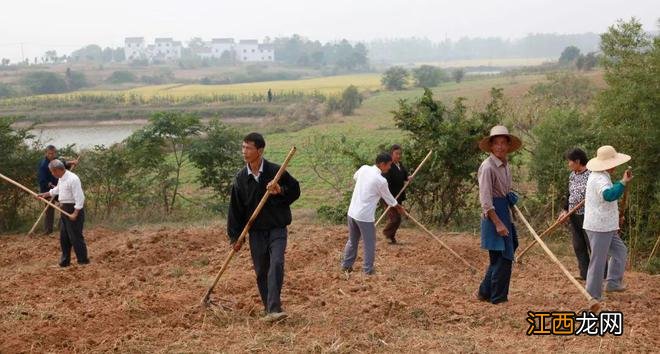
[474,290,488,302]
[604,284,627,293]
[341,266,353,274]
[260,311,288,323]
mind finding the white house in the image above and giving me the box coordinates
[236,39,260,62]
[124,37,146,61]
[257,44,275,62]
[153,38,182,61]
[210,38,235,59]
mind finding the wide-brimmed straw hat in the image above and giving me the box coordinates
[478,125,522,153]
[586,145,631,172]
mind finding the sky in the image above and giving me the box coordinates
[0,0,657,62]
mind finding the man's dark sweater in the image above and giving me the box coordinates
[383,162,409,203]
[227,159,300,242]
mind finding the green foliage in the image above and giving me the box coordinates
[392,88,504,225]
[381,66,408,90]
[107,70,137,84]
[451,68,465,83]
[272,36,369,71]
[412,65,446,87]
[188,120,243,211]
[0,83,14,98]
[559,45,581,64]
[339,85,362,115]
[596,18,660,256]
[0,117,41,231]
[124,112,202,214]
[76,144,134,219]
[530,108,597,197]
[65,69,87,90]
[22,71,68,94]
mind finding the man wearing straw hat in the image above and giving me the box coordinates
[475,125,522,304]
[583,145,633,300]
[37,159,88,267]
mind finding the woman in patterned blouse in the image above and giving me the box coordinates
[558,148,591,280]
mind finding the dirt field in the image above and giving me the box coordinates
[1,222,658,353]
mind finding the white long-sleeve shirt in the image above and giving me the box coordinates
[49,170,85,210]
[347,165,398,222]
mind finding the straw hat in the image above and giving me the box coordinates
[478,125,522,153]
[586,145,631,172]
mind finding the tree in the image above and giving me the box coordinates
[65,69,87,90]
[1,58,9,66]
[452,68,465,83]
[0,117,42,231]
[412,65,446,87]
[107,70,137,84]
[22,71,68,94]
[0,83,13,98]
[77,144,134,218]
[124,112,202,214]
[188,120,243,210]
[113,48,125,62]
[381,66,408,90]
[596,18,660,257]
[102,47,114,62]
[339,85,362,115]
[559,45,581,64]
[392,88,504,225]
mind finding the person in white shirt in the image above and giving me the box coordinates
[583,145,633,300]
[341,153,405,275]
[37,159,89,267]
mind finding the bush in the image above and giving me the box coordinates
[0,83,14,98]
[530,108,597,198]
[392,88,504,225]
[107,70,137,84]
[0,117,42,232]
[381,66,408,90]
[22,71,68,94]
[412,65,446,87]
[188,120,243,211]
[451,68,465,83]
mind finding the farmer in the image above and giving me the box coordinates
[583,145,632,300]
[557,148,593,281]
[341,152,405,275]
[227,132,300,323]
[475,125,521,304]
[37,145,78,235]
[37,159,88,267]
[382,144,411,244]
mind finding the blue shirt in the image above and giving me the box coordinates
[37,158,66,193]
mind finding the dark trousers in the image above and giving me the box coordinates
[249,227,287,313]
[478,251,513,304]
[568,214,591,279]
[568,213,606,279]
[382,206,402,240]
[44,195,59,234]
[59,205,88,266]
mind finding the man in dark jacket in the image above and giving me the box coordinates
[227,132,300,323]
[381,144,410,244]
[37,145,78,235]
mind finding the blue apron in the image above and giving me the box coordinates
[480,195,518,261]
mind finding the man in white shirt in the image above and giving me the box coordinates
[37,159,89,267]
[341,153,405,275]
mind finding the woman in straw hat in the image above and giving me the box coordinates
[583,145,633,300]
[475,125,522,304]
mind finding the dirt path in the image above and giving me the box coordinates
[0,223,657,352]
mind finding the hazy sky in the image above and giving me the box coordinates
[0,0,657,61]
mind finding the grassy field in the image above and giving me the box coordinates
[49,73,383,98]
[255,73,570,209]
